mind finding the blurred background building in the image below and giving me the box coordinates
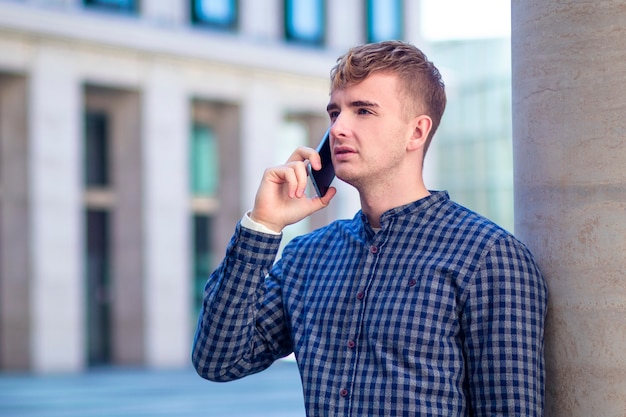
[0,0,513,373]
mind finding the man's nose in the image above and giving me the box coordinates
[329,115,350,140]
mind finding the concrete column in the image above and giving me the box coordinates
[142,0,186,26]
[512,1,626,416]
[29,43,84,372]
[404,0,425,48]
[0,75,30,370]
[142,63,190,368]
[240,81,282,210]
[240,0,281,41]
[327,0,363,51]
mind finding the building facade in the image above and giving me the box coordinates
[428,38,514,232]
[0,0,423,373]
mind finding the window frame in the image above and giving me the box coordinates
[190,0,239,31]
[83,0,139,14]
[84,110,110,188]
[284,0,326,46]
[365,0,404,43]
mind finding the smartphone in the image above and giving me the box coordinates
[308,130,335,198]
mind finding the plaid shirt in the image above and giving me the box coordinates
[193,191,548,416]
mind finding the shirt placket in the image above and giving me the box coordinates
[339,236,385,415]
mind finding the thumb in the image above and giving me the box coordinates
[311,186,337,211]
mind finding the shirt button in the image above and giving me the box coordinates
[408,278,417,287]
[347,340,356,349]
[356,291,365,300]
[340,388,349,397]
[369,245,378,254]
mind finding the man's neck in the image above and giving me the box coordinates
[359,184,430,228]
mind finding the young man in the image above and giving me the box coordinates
[192,41,548,416]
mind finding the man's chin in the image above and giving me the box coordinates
[334,171,360,189]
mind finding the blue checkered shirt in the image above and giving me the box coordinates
[193,191,548,416]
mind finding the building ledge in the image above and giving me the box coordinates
[0,2,336,79]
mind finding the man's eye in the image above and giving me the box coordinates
[329,111,339,119]
[357,108,371,115]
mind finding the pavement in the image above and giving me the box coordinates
[0,359,306,417]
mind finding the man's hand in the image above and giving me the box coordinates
[249,146,337,233]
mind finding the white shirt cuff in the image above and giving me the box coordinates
[241,212,282,235]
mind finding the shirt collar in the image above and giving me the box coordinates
[359,190,450,237]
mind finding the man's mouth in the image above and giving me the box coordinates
[334,145,355,156]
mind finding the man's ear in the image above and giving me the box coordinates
[407,115,432,152]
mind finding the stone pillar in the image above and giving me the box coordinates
[327,0,363,51]
[240,0,281,41]
[142,63,191,368]
[511,1,626,416]
[29,43,84,372]
[240,81,282,210]
[141,0,186,26]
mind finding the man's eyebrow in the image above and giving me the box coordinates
[326,100,379,112]
[350,100,379,108]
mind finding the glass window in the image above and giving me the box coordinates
[429,39,514,232]
[192,214,213,317]
[366,0,403,42]
[84,111,110,187]
[191,0,238,30]
[85,209,112,366]
[284,0,325,46]
[83,0,138,14]
[190,123,219,197]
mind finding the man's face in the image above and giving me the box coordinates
[326,72,416,191]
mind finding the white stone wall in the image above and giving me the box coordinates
[28,42,84,373]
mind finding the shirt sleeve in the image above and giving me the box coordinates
[462,234,548,416]
[191,221,292,382]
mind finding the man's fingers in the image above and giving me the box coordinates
[293,161,310,198]
[267,161,310,198]
[285,146,313,162]
[286,146,322,171]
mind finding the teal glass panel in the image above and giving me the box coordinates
[191,0,238,30]
[83,0,138,13]
[366,0,403,42]
[284,0,325,45]
[190,124,219,197]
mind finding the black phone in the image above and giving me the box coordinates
[308,130,335,198]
